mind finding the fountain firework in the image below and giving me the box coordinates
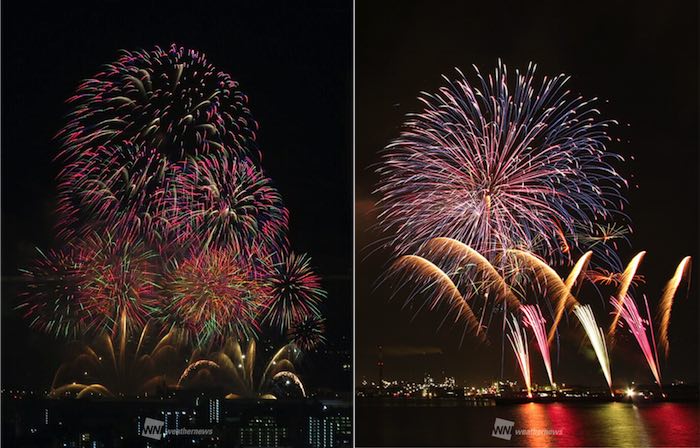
[657,256,692,358]
[610,294,662,388]
[520,304,553,386]
[506,315,532,398]
[573,304,612,392]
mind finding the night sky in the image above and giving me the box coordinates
[356,0,699,387]
[1,1,352,391]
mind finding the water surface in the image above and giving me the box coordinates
[356,400,700,447]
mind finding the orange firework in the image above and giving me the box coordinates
[657,256,692,358]
[608,251,646,337]
[423,237,521,310]
[392,254,484,340]
[548,251,592,344]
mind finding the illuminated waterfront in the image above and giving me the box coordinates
[356,400,700,447]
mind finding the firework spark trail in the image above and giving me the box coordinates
[376,61,627,266]
[587,268,644,287]
[573,304,612,391]
[548,251,592,344]
[610,294,662,387]
[520,305,553,386]
[423,237,520,309]
[508,250,578,333]
[608,251,646,337]
[657,256,692,358]
[391,255,483,340]
[506,315,532,398]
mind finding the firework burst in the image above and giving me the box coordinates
[177,339,305,399]
[18,248,87,338]
[76,233,161,335]
[56,143,170,243]
[163,154,288,254]
[57,44,258,162]
[164,249,269,346]
[376,61,626,267]
[50,321,186,398]
[262,252,326,332]
[287,314,327,351]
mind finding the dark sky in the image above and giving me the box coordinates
[1,0,352,390]
[356,0,699,387]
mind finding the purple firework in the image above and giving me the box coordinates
[376,61,627,266]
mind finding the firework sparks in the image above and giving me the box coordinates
[611,294,662,388]
[56,143,170,244]
[165,249,269,346]
[18,248,87,338]
[50,321,186,398]
[573,304,612,392]
[587,268,644,287]
[163,154,288,254]
[657,256,692,358]
[376,61,626,265]
[506,315,532,398]
[287,314,326,351]
[548,251,592,344]
[263,252,326,332]
[390,255,483,341]
[422,237,520,310]
[177,339,305,399]
[57,44,258,162]
[520,305,553,386]
[608,251,646,337]
[76,233,161,335]
[507,250,578,334]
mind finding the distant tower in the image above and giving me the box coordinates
[377,345,384,391]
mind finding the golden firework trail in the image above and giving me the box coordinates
[608,251,646,337]
[507,250,577,333]
[423,237,521,310]
[392,254,484,339]
[657,256,692,358]
[548,251,592,344]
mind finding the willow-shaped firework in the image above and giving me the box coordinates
[376,61,627,267]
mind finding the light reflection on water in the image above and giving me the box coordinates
[357,400,700,447]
